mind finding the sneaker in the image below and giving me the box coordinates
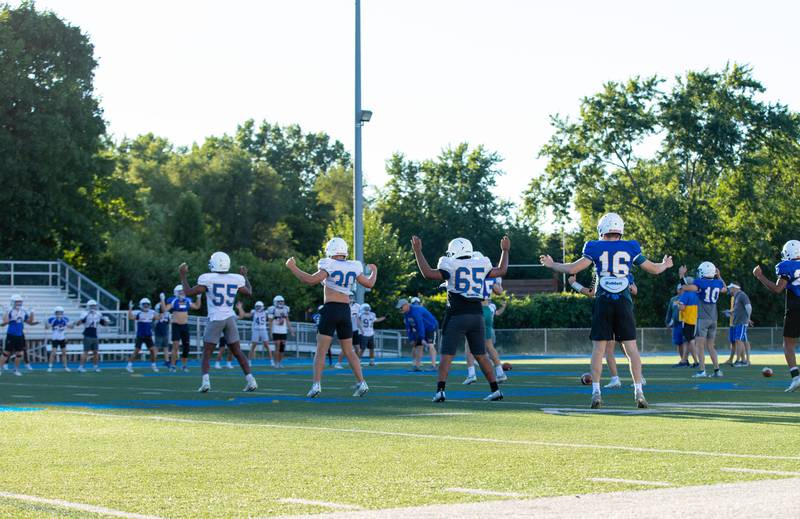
[334,362,343,369]
[690,362,700,368]
[270,360,276,367]
[243,379,258,392]
[692,370,707,378]
[126,363,134,373]
[484,390,503,401]
[214,361,221,370]
[462,375,477,385]
[710,370,723,378]
[14,370,22,376]
[26,363,33,371]
[635,391,649,409]
[182,365,189,372]
[307,383,321,398]
[604,377,621,389]
[732,361,742,367]
[169,366,176,373]
[590,392,602,409]
[94,367,101,373]
[786,376,800,393]
[432,390,446,403]
[198,381,211,393]
[47,367,53,373]
[78,366,86,373]
[151,363,159,373]
[352,381,369,397]
[64,367,71,373]
[225,362,233,369]
[741,361,751,367]
[497,373,508,384]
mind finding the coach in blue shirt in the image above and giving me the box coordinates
[397,298,439,371]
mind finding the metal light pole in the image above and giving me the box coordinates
[354,0,365,303]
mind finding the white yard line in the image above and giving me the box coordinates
[74,393,99,397]
[399,412,474,417]
[721,467,800,476]
[10,395,33,398]
[445,487,526,497]
[48,409,800,461]
[588,477,671,487]
[277,498,363,510]
[0,491,163,519]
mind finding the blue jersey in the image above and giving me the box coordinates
[133,309,156,337]
[776,260,800,310]
[167,296,193,313]
[6,309,28,336]
[404,305,438,341]
[582,240,644,299]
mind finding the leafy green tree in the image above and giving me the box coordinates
[170,192,205,251]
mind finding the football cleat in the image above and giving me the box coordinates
[692,371,707,378]
[181,365,189,372]
[497,373,508,384]
[785,376,800,393]
[214,361,221,370]
[47,367,53,373]
[225,361,233,369]
[14,370,22,377]
[94,367,101,373]
[432,390,446,403]
[78,366,86,373]
[590,392,602,409]
[64,367,71,373]
[243,382,258,392]
[604,377,621,389]
[151,363,159,373]
[462,375,477,385]
[198,382,211,393]
[307,383,321,398]
[710,370,723,378]
[352,381,369,397]
[484,390,503,401]
[26,364,33,371]
[635,391,648,409]
[126,364,134,373]
[334,362,343,369]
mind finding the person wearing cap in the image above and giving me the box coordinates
[397,298,439,372]
[46,306,73,372]
[0,294,36,376]
[126,297,162,373]
[76,299,110,373]
[725,282,752,367]
[162,284,202,373]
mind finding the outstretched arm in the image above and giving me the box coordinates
[753,265,787,294]
[411,236,443,281]
[540,254,592,275]
[285,257,328,285]
[639,255,674,275]
[178,263,206,297]
[488,236,511,278]
[357,264,378,289]
[237,266,252,297]
[235,302,251,319]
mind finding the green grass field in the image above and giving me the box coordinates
[2,354,800,518]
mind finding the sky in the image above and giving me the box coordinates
[15,0,800,225]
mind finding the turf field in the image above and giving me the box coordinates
[2,354,800,518]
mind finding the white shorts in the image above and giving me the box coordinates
[251,328,269,343]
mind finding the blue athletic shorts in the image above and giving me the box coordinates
[671,324,684,346]
[729,324,747,343]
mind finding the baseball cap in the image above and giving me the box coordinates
[395,298,409,309]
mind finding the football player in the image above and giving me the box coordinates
[753,240,800,392]
[0,294,36,376]
[540,213,672,409]
[411,235,510,402]
[161,284,201,372]
[356,303,385,366]
[46,306,73,372]
[681,262,727,378]
[179,252,257,393]
[126,298,162,373]
[237,301,273,365]
[269,295,293,368]
[153,302,171,369]
[76,299,109,373]
[285,237,377,398]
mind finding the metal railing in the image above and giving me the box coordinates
[0,260,119,311]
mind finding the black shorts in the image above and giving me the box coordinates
[4,335,25,353]
[360,335,375,350]
[51,339,67,349]
[135,336,154,350]
[784,310,800,339]
[272,333,287,341]
[682,323,696,343]
[318,302,353,340]
[590,296,636,342]
[171,323,190,345]
[440,313,485,357]
[352,331,360,345]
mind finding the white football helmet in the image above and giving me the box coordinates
[209,251,231,272]
[273,295,285,306]
[173,284,184,297]
[86,299,98,309]
[446,238,473,258]
[597,212,624,237]
[255,301,264,309]
[360,303,371,313]
[410,297,421,305]
[325,237,348,258]
[697,261,716,279]
[10,294,22,307]
[54,306,64,314]
[139,297,151,307]
[782,240,800,261]
[471,251,484,259]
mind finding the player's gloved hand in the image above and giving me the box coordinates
[178,263,189,277]
[500,235,511,251]
[285,257,297,269]
[159,292,165,301]
[752,265,762,278]
[411,236,423,252]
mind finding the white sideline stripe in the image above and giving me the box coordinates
[278,498,363,510]
[0,491,163,519]
[588,477,671,487]
[74,393,99,397]
[445,487,526,497]
[10,395,33,398]
[399,412,474,417]
[48,409,800,462]
[721,467,800,476]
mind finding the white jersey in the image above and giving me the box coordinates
[437,255,493,299]
[197,272,246,321]
[350,302,361,330]
[48,316,70,341]
[317,258,364,295]
[251,308,269,330]
[359,311,377,337]
[269,305,290,334]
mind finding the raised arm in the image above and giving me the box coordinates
[488,235,511,278]
[540,254,592,275]
[753,265,787,294]
[638,255,674,275]
[285,257,328,285]
[238,266,252,297]
[494,300,508,317]
[357,264,378,289]
[160,293,172,312]
[236,301,251,319]
[179,263,207,297]
[411,236,443,281]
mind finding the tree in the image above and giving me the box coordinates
[170,192,205,251]
[0,2,111,260]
